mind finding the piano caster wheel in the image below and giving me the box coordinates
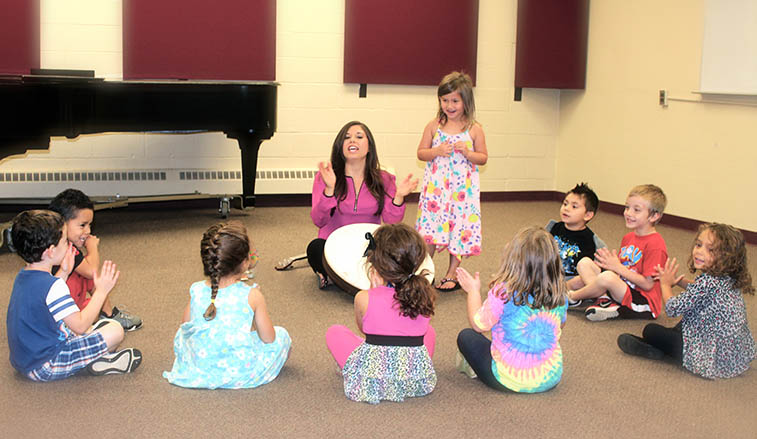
[219,198,231,219]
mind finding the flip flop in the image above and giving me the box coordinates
[436,278,460,292]
[275,253,307,271]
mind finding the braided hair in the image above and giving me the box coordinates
[200,221,251,320]
[364,223,436,318]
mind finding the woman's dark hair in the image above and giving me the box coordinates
[689,223,754,294]
[330,121,387,216]
[11,210,64,263]
[200,221,251,320]
[48,188,94,220]
[364,223,436,318]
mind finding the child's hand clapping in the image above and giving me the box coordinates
[93,260,120,297]
[452,141,469,158]
[84,234,99,252]
[55,242,76,280]
[594,247,624,273]
[655,257,684,288]
[436,141,454,157]
[456,267,480,295]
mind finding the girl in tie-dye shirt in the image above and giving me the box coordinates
[456,227,568,392]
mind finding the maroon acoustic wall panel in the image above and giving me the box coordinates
[123,0,275,80]
[0,0,39,75]
[344,0,478,86]
[515,0,589,89]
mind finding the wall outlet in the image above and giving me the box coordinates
[659,89,668,107]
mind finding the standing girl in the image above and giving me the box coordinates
[164,221,291,389]
[325,223,437,404]
[416,71,488,291]
[456,227,568,392]
[307,121,418,290]
[618,223,755,379]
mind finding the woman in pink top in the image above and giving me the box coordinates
[325,223,437,403]
[307,121,418,289]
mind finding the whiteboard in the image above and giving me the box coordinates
[700,0,757,95]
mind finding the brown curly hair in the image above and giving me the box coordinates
[688,223,754,295]
[365,223,436,318]
[200,221,251,320]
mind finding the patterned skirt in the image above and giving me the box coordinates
[342,343,436,404]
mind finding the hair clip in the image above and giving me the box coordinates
[363,232,376,257]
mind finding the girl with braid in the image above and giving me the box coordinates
[325,223,437,404]
[164,221,291,389]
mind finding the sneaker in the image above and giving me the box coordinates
[566,292,582,308]
[585,297,620,321]
[455,351,477,379]
[91,317,119,332]
[103,306,143,331]
[87,348,142,376]
[617,334,665,360]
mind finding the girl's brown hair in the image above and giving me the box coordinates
[688,223,754,294]
[489,226,566,309]
[200,221,251,320]
[436,71,476,130]
[365,223,436,318]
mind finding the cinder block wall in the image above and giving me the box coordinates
[0,0,559,199]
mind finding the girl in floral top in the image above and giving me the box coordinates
[618,223,755,379]
[456,227,568,392]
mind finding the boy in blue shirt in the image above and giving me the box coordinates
[6,210,141,381]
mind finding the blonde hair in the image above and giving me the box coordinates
[489,227,566,309]
[436,71,476,130]
[688,223,754,295]
[628,184,667,225]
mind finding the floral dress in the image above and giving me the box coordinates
[416,128,482,258]
[163,281,291,389]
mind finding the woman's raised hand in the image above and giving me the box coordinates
[318,161,336,192]
[396,173,419,198]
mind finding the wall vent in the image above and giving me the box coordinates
[179,170,241,180]
[0,170,167,183]
[256,169,317,180]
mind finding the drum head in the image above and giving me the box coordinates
[323,223,434,295]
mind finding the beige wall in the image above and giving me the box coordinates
[557,0,757,231]
[0,0,559,198]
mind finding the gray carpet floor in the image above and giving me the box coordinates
[1,201,755,438]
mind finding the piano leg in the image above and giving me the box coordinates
[233,131,271,209]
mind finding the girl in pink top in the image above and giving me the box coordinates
[307,121,418,289]
[325,223,437,403]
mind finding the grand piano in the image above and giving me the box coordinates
[0,73,277,210]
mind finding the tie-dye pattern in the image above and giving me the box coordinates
[416,128,481,258]
[473,284,567,393]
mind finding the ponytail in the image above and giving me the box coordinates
[393,270,436,318]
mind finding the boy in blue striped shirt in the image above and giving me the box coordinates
[6,210,141,381]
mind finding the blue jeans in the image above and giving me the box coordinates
[456,328,508,391]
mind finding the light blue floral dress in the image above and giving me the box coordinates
[163,281,291,389]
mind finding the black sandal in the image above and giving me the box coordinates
[436,278,460,292]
